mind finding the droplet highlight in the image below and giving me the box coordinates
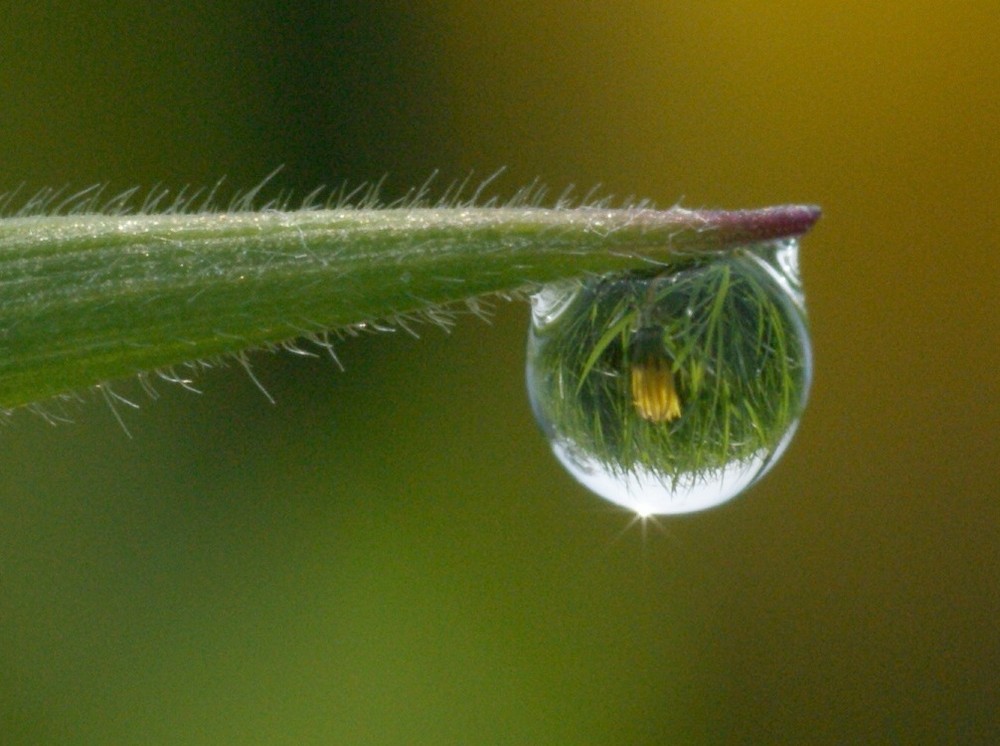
[526,240,812,515]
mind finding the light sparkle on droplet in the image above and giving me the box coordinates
[526,241,812,516]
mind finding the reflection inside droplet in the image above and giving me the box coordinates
[549,422,800,515]
[526,240,812,516]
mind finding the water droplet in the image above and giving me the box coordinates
[526,241,812,515]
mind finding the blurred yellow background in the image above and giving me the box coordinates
[1,2,997,743]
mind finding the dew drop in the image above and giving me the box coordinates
[526,240,812,515]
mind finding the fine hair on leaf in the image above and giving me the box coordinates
[0,172,820,422]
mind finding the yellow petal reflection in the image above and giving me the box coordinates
[630,357,681,423]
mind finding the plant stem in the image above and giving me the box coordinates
[0,203,819,410]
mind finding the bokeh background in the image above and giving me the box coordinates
[2,2,997,743]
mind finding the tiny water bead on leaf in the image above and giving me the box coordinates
[526,240,812,516]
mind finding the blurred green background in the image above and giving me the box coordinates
[1,2,997,743]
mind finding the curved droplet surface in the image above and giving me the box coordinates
[526,240,811,515]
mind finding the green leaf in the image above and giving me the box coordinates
[0,196,819,410]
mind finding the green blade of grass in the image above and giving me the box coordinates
[0,201,819,409]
